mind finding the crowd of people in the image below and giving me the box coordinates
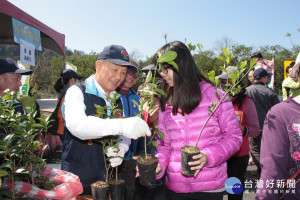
[1,41,300,200]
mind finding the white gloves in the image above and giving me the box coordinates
[120,116,151,139]
[106,144,126,167]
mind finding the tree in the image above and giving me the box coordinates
[213,36,234,54]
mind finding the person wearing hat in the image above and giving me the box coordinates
[0,58,32,114]
[256,53,300,200]
[61,45,151,195]
[137,72,148,94]
[217,66,260,200]
[245,67,280,179]
[114,58,144,200]
[282,61,300,101]
[53,69,84,138]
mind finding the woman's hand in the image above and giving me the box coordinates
[133,156,162,177]
[188,151,208,177]
[156,163,162,175]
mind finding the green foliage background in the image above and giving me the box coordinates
[0,42,299,99]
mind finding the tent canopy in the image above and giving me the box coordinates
[141,64,155,71]
[0,0,65,56]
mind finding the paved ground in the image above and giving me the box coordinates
[46,151,258,199]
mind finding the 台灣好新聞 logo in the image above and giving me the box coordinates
[225,177,243,194]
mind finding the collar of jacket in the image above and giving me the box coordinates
[85,74,116,99]
[253,82,265,86]
[117,88,136,96]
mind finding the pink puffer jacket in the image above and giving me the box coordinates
[155,81,242,193]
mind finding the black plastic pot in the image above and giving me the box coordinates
[91,181,109,200]
[108,179,125,200]
[181,146,201,176]
[137,154,158,186]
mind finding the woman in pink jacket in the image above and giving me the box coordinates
[154,41,242,200]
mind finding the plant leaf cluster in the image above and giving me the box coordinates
[0,91,48,198]
[194,48,256,146]
[94,93,124,182]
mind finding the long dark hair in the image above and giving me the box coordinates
[53,77,72,93]
[153,41,211,115]
[232,80,247,110]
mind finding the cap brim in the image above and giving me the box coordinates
[216,74,228,79]
[107,59,138,73]
[14,69,33,75]
[77,75,84,80]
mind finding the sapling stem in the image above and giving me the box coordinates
[194,68,252,147]
[116,166,118,182]
[144,135,148,159]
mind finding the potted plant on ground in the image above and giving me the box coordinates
[0,90,83,199]
[180,48,256,176]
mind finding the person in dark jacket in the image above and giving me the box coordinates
[53,69,84,137]
[245,68,280,179]
[0,58,32,114]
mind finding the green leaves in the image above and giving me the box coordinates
[0,93,48,187]
[157,51,179,71]
[157,51,177,63]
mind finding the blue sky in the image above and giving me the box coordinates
[7,0,300,60]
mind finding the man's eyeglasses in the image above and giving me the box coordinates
[158,66,172,74]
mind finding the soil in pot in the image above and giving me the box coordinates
[108,179,125,200]
[181,146,201,176]
[91,181,109,200]
[137,154,158,186]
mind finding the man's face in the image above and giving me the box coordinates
[0,73,22,95]
[260,76,270,85]
[120,70,138,90]
[95,60,128,94]
[248,70,254,83]
[288,68,294,78]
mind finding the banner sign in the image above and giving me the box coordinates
[66,62,78,71]
[12,18,42,51]
[284,61,295,79]
[17,61,31,97]
[20,39,35,66]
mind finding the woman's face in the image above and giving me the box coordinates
[159,64,174,87]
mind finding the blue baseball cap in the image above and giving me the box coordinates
[253,68,272,80]
[97,45,137,73]
[0,58,32,75]
[61,69,84,80]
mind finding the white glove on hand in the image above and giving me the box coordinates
[106,145,126,167]
[120,117,151,139]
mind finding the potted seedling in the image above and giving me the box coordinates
[91,93,125,200]
[180,48,256,176]
[132,66,166,187]
[0,90,83,199]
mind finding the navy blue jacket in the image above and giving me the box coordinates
[61,82,123,188]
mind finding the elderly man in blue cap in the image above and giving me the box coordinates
[0,58,32,114]
[62,45,151,195]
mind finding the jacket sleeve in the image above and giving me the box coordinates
[64,85,126,140]
[202,99,242,168]
[155,110,171,179]
[255,108,290,200]
[282,78,300,89]
[244,98,260,137]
